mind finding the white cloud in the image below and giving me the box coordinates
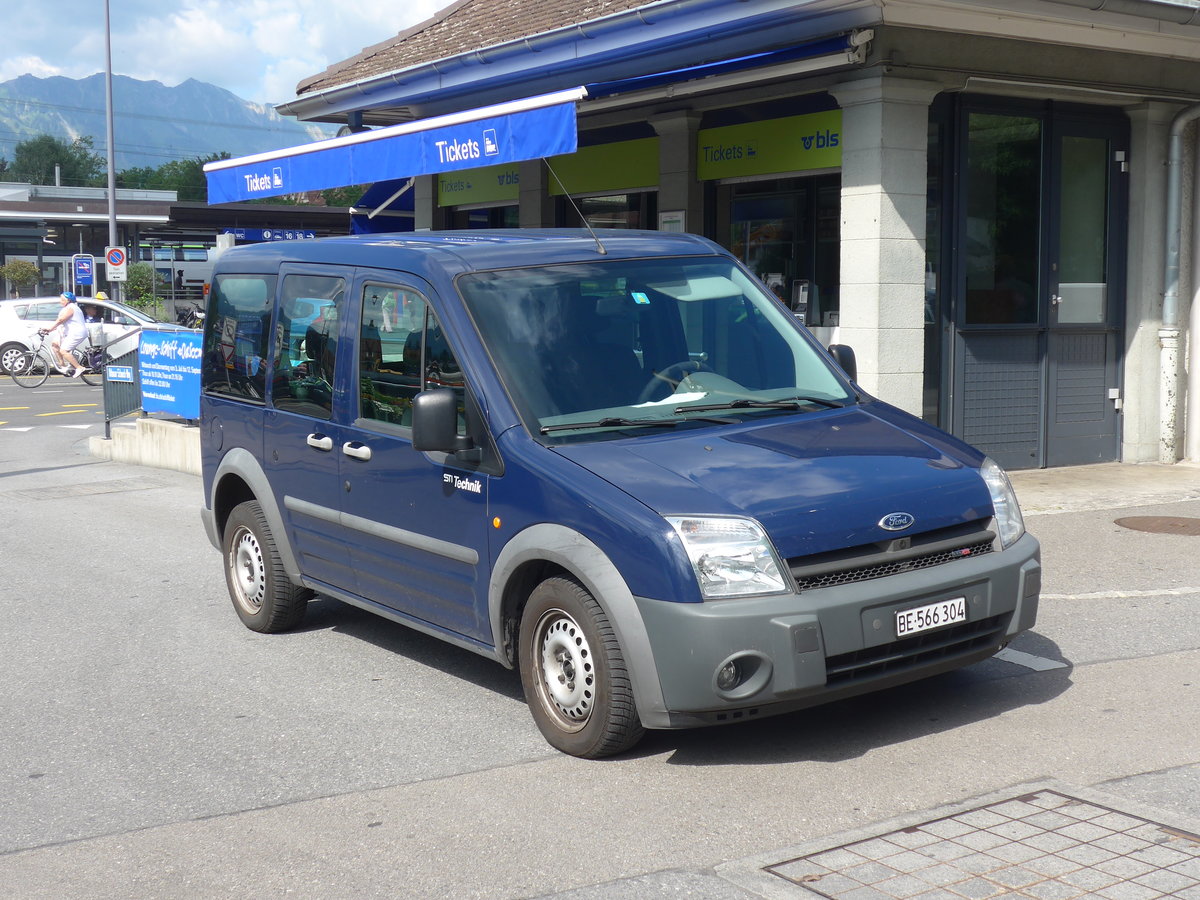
[12,0,454,103]
[0,55,67,82]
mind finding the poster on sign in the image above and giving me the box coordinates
[139,331,202,420]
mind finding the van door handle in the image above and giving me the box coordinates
[342,441,372,461]
[306,433,333,451]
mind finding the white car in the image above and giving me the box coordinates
[0,296,190,374]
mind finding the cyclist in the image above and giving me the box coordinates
[46,291,89,378]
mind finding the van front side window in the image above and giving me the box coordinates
[273,274,346,419]
[357,285,465,434]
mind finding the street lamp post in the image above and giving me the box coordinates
[103,0,119,302]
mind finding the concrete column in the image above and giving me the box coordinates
[1122,102,1178,462]
[829,75,942,415]
[649,111,703,232]
[519,160,556,227]
[413,175,448,231]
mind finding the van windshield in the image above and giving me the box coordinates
[457,256,853,441]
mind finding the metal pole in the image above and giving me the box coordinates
[103,0,120,301]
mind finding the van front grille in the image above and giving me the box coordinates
[824,614,1007,687]
[787,520,995,592]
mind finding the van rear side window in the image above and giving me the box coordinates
[202,274,276,403]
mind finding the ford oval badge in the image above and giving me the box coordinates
[879,512,915,532]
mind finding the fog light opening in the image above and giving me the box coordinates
[712,652,771,700]
[716,660,741,692]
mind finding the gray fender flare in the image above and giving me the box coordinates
[489,523,668,723]
[208,447,304,585]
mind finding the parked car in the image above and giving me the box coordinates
[200,230,1040,759]
[0,295,188,374]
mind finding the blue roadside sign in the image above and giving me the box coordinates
[73,254,94,286]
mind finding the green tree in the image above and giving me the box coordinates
[321,185,366,208]
[10,135,106,186]
[0,258,41,295]
[123,262,158,311]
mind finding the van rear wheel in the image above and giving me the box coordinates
[519,576,644,758]
[223,500,311,633]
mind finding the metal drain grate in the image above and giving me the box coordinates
[1116,516,1200,536]
[766,789,1200,899]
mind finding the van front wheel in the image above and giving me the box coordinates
[519,576,644,758]
[223,500,311,633]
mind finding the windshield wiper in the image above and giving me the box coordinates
[677,396,845,414]
[540,414,736,434]
[540,416,680,434]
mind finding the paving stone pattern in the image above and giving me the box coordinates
[768,790,1200,899]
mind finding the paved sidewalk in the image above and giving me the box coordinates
[1008,462,1200,516]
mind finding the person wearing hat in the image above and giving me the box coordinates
[46,291,89,378]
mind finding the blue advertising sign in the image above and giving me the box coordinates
[204,88,583,204]
[73,254,94,286]
[138,331,202,420]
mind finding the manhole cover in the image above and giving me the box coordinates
[1115,516,1200,536]
[766,789,1200,899]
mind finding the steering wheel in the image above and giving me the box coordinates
[637,359,712,404]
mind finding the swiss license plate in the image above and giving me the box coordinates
[895,596,967,637]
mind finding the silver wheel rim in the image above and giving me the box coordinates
[533,608,595,732]
[2,348,23,373]
[230,525,266,614]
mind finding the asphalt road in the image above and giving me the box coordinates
[0,417,1197,899]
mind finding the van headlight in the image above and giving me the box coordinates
[980,457,1025,549]
[666,516,790,599]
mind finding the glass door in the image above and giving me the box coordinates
[950,103,1126,469]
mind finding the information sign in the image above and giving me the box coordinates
[72,254,94,287]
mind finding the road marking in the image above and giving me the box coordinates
[995,647,1068,671]
[1041,587,1200,600]
[60,424,95,429]
[34,410,86,417]
[0,406,30,410]
[64,403,98,408]
[0,427,33,432]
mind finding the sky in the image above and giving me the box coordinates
[5,0,456,105]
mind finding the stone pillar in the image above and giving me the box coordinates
[1123,102,1179,462]
[649,111,703,232]
[413,175,448,231]
[519,159,556,227]
[829,76,942,415]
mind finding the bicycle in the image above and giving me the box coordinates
[10,330,106,388]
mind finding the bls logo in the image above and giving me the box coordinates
[801,130,839,151]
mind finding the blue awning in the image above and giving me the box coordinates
[204,88,585,204]
[350,178,416,235]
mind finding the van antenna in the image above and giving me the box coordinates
[542,157,607,255]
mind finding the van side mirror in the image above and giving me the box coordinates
[412,388,475,454]
[827,344,857,382]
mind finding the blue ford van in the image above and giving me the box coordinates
[200,230,1039,758]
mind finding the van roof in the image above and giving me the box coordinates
[212,229,723,276]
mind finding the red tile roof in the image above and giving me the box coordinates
[298,0,657,96]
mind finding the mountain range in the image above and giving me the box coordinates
[0,73,334,174]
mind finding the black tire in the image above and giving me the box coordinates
[518,576,644,758]
[0,342,26,376]
[11,352,48,388]
[222,500,311,633]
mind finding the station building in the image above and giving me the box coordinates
[269,0,1200,469]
